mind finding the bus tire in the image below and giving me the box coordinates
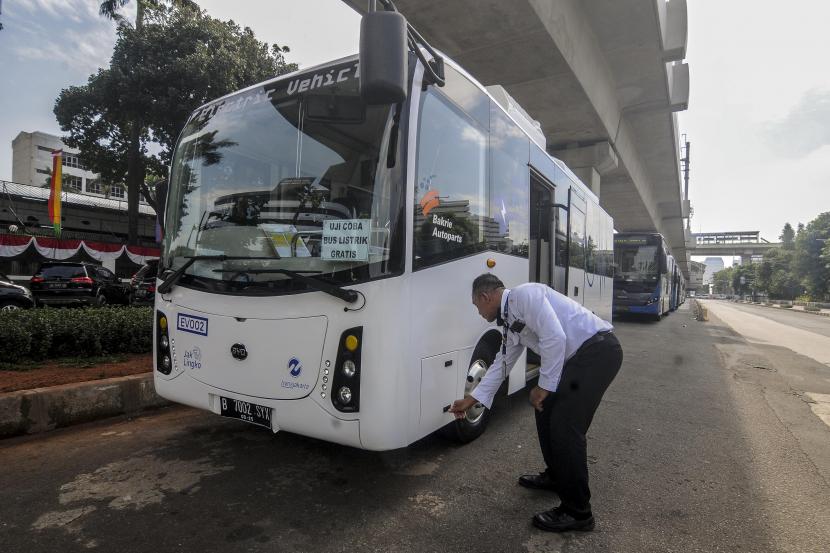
[448,340,498,443]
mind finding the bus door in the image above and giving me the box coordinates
[568,190,587,304]
[529,172,556,288]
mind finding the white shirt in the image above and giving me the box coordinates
[471,283,613,409]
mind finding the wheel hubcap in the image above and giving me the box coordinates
[464,359,489,424]
[1,304,20,312]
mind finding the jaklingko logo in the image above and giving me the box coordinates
[288,357,303,378]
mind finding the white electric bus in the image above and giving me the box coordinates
[154,9,614,450]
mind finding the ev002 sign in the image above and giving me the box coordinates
[177,313,208,336]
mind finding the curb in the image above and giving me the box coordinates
[734,300,830,318]
[0,373,169,439]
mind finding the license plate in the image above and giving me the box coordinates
[135,289,147,297]
[49,283,67,289]
[219,396,272,429]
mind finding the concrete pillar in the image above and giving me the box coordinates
[550,141,618,199]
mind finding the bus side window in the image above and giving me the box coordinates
[489,102,530,257]
[553,207,569,293]
[413,90,488,269]
[570,208,586,269]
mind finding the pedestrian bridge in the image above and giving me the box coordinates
[688,231,781,259]
[345,0,691,276]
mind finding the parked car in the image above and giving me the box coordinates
[0,272,35,311]
[30,262,130,307]
[129,259,159,306]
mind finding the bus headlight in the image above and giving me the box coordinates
[331,327,362,413]
[156,310,173,375]
[338,386,352,404]
[342,360,356,378]
[344,335,359,352]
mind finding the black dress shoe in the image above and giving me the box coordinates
[518,472,557,491]
[532,507,595,532]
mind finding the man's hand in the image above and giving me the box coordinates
[448,397,478,419]
[529,386,549,412]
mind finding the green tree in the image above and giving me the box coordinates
[97,1,198,241]
[55,3,296,244]
[730,264,755,297]
[99,0,193,27]
[794,211,830,300]
[712,267,733,295]
[779,222,795,250]
[755,248,800,300]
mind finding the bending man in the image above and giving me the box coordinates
[450,274,623,532]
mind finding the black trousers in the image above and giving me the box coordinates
[534,332,623,516]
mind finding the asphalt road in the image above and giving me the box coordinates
[1,303,829,552]
[703,300,830,338]
[702,300,830,366]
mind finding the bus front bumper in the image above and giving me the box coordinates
[614,302,660,315]
[154,373,363,449]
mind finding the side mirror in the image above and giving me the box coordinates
[359,11,408,105]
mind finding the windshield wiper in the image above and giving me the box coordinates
[212,267,358,304]
[157,255,273,294]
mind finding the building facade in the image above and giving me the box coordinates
[11,131,138,202]
[688,260,706,292]
[702,257,725,285]
[3,131,158,279]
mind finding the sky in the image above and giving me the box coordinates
[0,0,359,182]
[1,0,828,263]
[677,0,830,262]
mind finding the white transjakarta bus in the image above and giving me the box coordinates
[154,9,613,450]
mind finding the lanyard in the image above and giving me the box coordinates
[501,292,509,379]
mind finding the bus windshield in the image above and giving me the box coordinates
[614,238,660,292]
[163,59,404,295]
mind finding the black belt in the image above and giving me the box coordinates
[576,330,613,353]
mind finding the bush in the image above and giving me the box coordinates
[24,309,54,359]
[0,306,153,362]
[0,312,33,364]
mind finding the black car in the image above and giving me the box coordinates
[30,262,131,307]
[129,259,159,306]
[0,272,35,311]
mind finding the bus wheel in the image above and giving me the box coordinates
[450,342,497,443]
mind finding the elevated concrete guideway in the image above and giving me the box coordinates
[345,0,691,276]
